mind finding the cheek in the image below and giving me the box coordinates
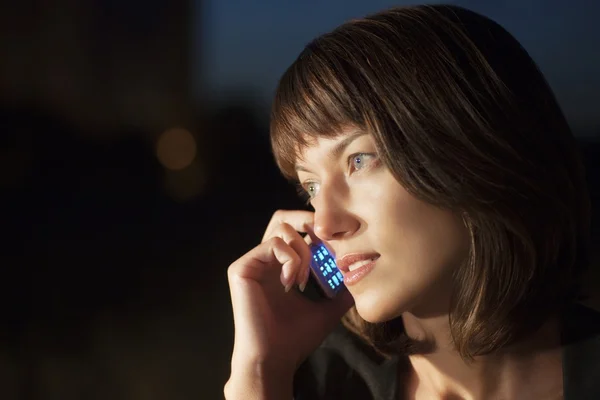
[369,178,468,272]
[409,208,467,270]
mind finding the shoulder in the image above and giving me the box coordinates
[293,323,398,400]
[562,303,600,399]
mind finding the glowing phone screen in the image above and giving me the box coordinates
[308,243,344,298]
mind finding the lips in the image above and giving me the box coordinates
[336,253,380,273]
[336,252,380,286]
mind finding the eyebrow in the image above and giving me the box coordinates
[294,132,368,173]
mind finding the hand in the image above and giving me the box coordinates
[225,210,353,396]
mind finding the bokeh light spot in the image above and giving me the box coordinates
[156,128,197,170]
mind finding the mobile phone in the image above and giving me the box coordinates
[301,242,345,300]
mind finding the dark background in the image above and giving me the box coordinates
[0,1,599,399]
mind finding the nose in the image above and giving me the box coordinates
[312,188,360,242]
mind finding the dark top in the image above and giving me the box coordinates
[293,303,600,400]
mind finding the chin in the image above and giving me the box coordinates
[353,294,403,324]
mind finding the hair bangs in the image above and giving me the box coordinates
[270,41,370,181]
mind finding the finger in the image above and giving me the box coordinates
[228,237,301,288]
[298,252,312,292]
[281,225,313,292]
[264,222,313,292]
[262,210,315,243]
[297,263,309,292]
[302,223,319,247]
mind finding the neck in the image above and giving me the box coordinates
[400,312,564,400]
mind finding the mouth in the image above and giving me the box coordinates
[336,253,380,273]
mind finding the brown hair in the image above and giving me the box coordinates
[270,4,590,360]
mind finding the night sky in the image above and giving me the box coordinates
[197,0,600,135]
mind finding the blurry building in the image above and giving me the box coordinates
[0,0,195,135]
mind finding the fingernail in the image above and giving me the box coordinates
[282,263,293,284]
[285,283,293,293]
[299,282,306,292]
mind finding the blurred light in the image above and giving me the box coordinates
[156,128,197,170]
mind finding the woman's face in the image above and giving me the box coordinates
[295,128,469,322]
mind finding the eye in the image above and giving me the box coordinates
[305,181,320,198]
[296,181,320,204]
[349,153,377,173]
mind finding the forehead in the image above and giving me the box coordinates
[296,135,339,160]
[295,125,350,152]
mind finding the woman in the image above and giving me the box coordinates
[225,4,600,399]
